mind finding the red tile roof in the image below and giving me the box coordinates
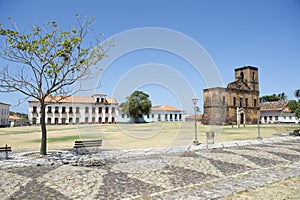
[9,115,22,120]
[151,105,183,112]
[28,95,118,104]
[185,114,203,119]
[260,101,289,111]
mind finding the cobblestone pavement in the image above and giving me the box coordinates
[0,138,299,199]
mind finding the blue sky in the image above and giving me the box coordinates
[0,0,299,114]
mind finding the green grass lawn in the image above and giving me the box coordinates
[0,122,299,151]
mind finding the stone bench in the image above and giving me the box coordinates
[0,145,12,159]
[290,129,300,136]
[73,140,102,154]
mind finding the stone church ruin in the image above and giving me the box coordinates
[202,66,260,126]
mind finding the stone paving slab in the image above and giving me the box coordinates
[0,137,299,199]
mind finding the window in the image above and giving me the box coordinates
[92,107,96,113]
[158,114,161,121]
[55,106,59,114]
[240,98,243,107]
[147,114,150,119]
[69,118,73,124]
[151,114,154,118]
[76,117,80,123]
[105,107,109,113]
[69,107,73,113]
[98,117,102,123]
[284,116,286,120]
[33,106,37,113]
[47,106,52,113]
[47,118,51,124]
[96,98,100,103]
[233,97,236,106]
[275,116,278,121]
[99,107,102,114]
[254,99,257,107]
[179,114,182,120]
[76,107,80,114]
[112,107,115,113]
[222,96,225,106]
[269,116,272,121]
[245,98,248,107]
[240,72,244,81]
[62,107,66,114]
[165,114,168,120]
[85,117,89,123]
[122,114,125,118]
[85,107,89,113]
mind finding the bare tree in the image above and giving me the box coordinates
[0,15,109,155]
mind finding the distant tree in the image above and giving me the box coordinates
[288,100,300,118]
[121,91,152,123]
[294,89,300,99]
[0,15,109,155]
[278,92,287,101]
[260,92,287,102]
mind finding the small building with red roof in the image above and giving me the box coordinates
[260,101,299,123]
[118,105,185,123]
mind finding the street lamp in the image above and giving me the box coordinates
[192,96,200,145]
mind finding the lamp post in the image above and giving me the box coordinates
[257,119,263,140]
[192,96,199,145]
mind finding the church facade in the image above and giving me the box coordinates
[202,66,260,125]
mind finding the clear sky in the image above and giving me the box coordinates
[0,0,299,114]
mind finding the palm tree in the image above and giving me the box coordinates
[294,89,300,99]
[278,92,287,101]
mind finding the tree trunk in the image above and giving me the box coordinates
[40,102,47,155]
[134,113,139,123]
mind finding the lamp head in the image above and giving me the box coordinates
[191,96,198,105]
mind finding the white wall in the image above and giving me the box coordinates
[28,102,118,125]
[260,111,299,124]
[0,103,10,126]
[117,110,185,123]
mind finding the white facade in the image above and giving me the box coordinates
[117,105,185,123]
[28,94,118,125]
[260,101,299,124]
[0,102,10,127]
[260,111,298,124]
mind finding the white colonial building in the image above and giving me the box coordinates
[28,93,118,125]
[118,105,185,123]
[260,101,299,124]
[0,101,10,127]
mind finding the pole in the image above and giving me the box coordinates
[257,120,262,140]
[192,96,199,145]
[194,107,197,141]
